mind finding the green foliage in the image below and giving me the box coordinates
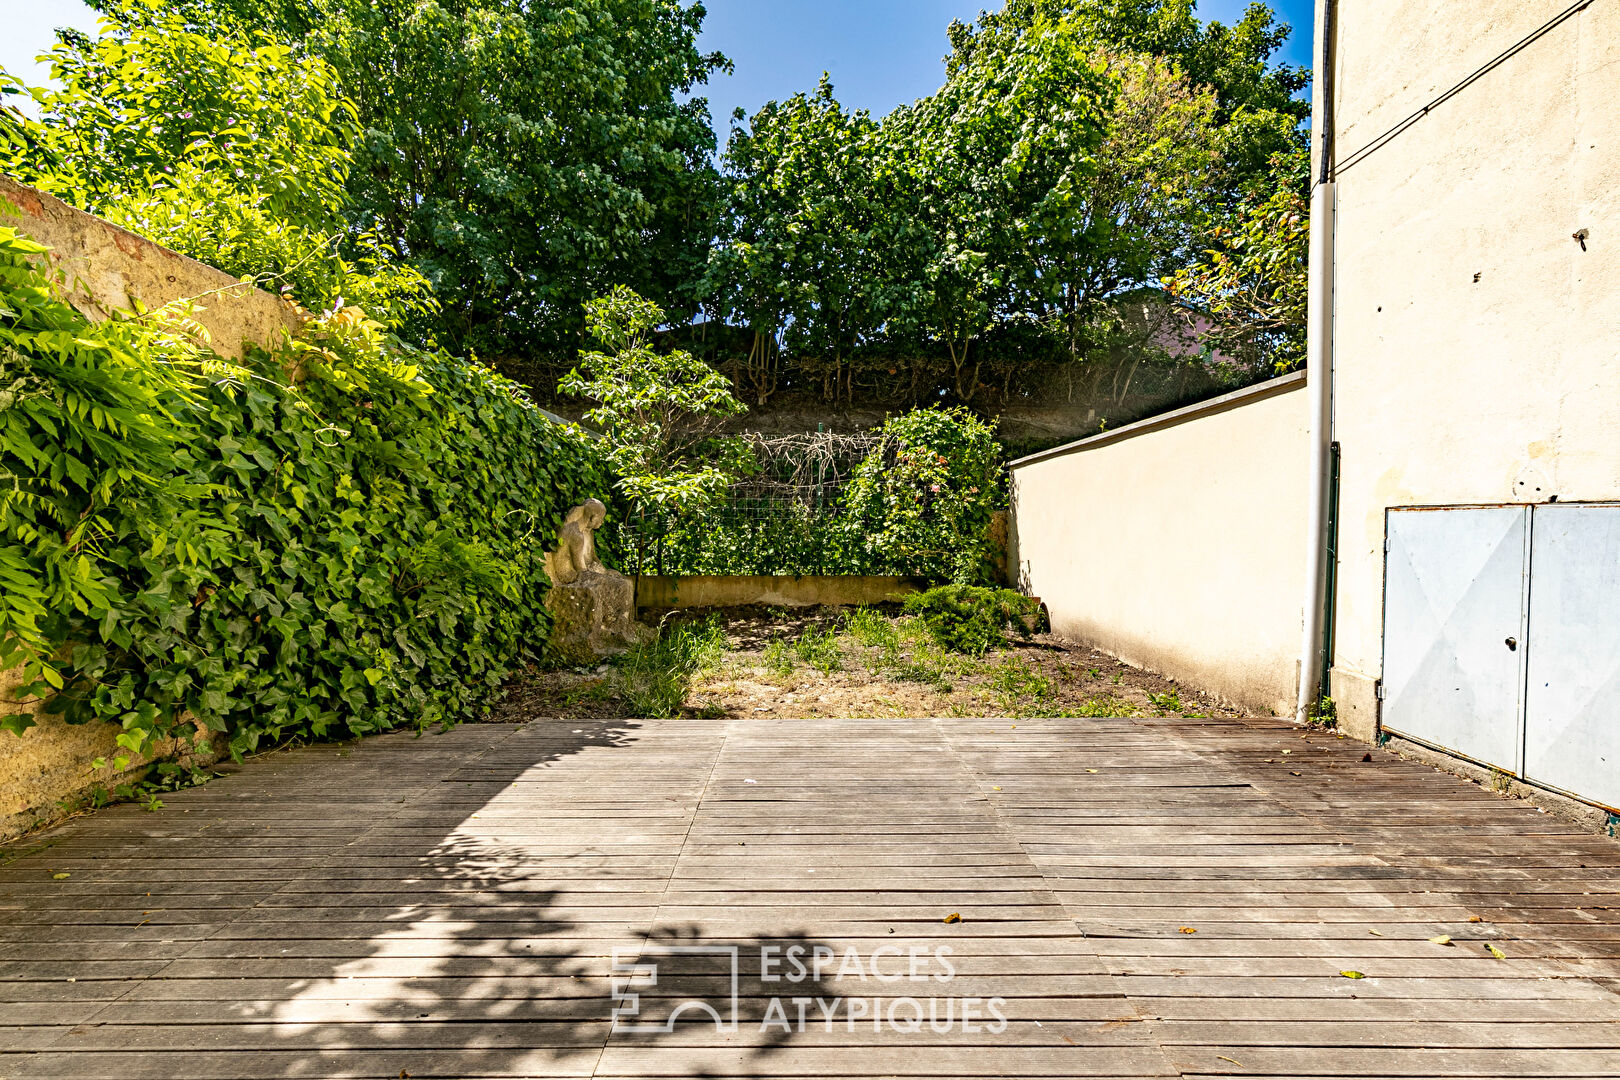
[987,656,1055,717]
[1063,695,1142,718]
[255,0,723,361]
[903,585,1047,657]
[561,287,751,564]
[614,617,726,719]
[844,408,1003,583]
[3,1,433,328]
[761,636,795,679]
[793,626,843,674]
[1307,694,1337,728]
[0,228,609,755]
[1166,150,1309,373]
[703,0,1305,409]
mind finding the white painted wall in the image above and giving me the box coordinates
[1326,0,1620,739]
[1009,373,1310,716]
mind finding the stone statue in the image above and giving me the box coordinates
[545,498,608,586]
[543,499,648,663]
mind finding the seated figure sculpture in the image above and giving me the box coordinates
[543,499,647,662]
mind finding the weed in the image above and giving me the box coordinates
[615,617,727,718]
[563,678,613,706]
[1086,667,1102,680]
[988,656,1054,716]
[844,607,899,649]
[762,637,795,678]
[1063,696,1142,718]
[1307,695,1338,728]
[794,625,844,673]
[1111,672,1123,686]
[1148,689,1182,715]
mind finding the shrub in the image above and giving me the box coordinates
[0,225,610,758]
[843,406,1002,583]
[903,585,1047,656]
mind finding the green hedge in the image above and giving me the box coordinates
[0,225,609,759]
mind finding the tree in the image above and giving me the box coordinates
[79,0,729,365]
[559,287,750,571]
[314,0,726,363]
[2,2,431,327]
[945,0,1308,191]
[1165,149,1309,374]
[707,2,1246,407]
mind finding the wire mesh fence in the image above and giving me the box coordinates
[607,431,889,577]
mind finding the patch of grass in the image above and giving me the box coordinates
[794,625,843,673]
[563,678,613,706]
[987,656,1054,716]
[762,637,795,678]
[616,617,728,719]
[1062,696,1142,718]
[845,607,899,649]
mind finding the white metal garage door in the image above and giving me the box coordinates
[1524,505,1620,808]
[1383,503,1620,810]
[1383,506,1529,772]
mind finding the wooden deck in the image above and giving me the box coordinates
[3,714,1619,1078]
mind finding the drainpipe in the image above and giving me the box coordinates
[1297,0,1338,724]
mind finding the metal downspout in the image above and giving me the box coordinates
[1297,0,1338,724]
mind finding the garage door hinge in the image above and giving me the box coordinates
[1375,679,1385,701]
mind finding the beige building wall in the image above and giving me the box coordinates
[1,178,304,841]
[1325,0,1620,740]
[1009,373,1310,716]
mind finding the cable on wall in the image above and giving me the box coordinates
[1334,0,1596,175]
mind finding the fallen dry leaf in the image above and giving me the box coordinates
[1179,927,1198,934]
[51,873,70,880]
[943,912,962,924]
[1341,970,1366,979]
[1485,943,1508,960]
[1367,928,1384,936]
[1428,935,1454,946]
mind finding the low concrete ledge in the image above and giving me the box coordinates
[635,575,928,610]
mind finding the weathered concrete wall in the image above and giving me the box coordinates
[1009,372,1310,716]
[0,175,303,358]
[0,177,297,842]
[1,665,221,842]
[636,576,927,610]
[1326,0,1620,740]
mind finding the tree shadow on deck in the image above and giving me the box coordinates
[0,716,831,1079]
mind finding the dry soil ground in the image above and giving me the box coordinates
[491,605,1243,723]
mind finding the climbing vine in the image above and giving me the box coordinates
[0,222,610,760]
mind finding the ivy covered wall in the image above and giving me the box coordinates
[0,184,610,838]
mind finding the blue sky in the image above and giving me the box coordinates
[5,0,1314,130]
[696,0,1314,138]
